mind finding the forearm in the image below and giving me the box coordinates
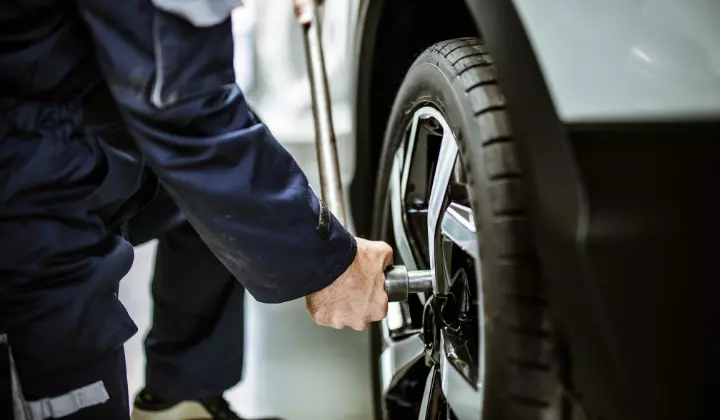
[126,96,357,303]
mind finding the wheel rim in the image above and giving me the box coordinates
[379,106,485,420]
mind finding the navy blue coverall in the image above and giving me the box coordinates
[0,1,356,418]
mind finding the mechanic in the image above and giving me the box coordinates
[0,1,391,419]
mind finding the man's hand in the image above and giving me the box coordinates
[306,238,392,331]
[292,0,325,25]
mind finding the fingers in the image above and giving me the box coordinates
[305,237,393,331]
[370,291,389,322]
[311,315,367,331]
[308,304,380,331]
[379,241,394,268]
[350,319,369,332]
[292,0,310,25]
[362,239,391,323]
[373,241,391,320]
[359,238,393,268]
[306,300,329,326]
[292,0,319,25]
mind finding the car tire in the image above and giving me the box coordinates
[371,38,563,419]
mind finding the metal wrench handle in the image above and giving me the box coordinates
[301,3,433,303]
[302,1,346,225]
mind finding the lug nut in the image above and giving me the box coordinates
[384,266,434,302]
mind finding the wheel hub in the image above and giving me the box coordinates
[422,296,438,357]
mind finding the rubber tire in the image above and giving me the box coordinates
[371,38,562,419]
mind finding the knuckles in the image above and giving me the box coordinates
[308,309,375,331]
[351,321,369,331]
[306,302,331,326]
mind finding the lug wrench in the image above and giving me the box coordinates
[300,1,432,302]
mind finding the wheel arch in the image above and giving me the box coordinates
[350,0,563,238]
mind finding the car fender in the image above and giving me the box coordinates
[470,0,720,123]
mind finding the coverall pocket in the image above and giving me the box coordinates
[86,129,144,208]
[82,83,154,226]
[84,122,162,232]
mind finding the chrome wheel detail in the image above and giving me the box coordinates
[441,203,478,261]
[378,106,483,420]
[380,333,426,393]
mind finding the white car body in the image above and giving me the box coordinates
[513,0,720,122]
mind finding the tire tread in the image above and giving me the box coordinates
[425,39,561,418]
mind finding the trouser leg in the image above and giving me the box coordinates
[1,85,159,420]
[143,221,245,402]
[1,337,130,420]
[1,233,138,420]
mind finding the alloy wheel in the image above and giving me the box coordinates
[378,106,484,420]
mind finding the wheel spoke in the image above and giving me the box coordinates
[422,108,459,295]
[382,301,414,341]
[390,142,417,271]
[401,107,424,202]
[441,203,478,260]
[440,331,483,420]
[417,367,443,420]
[380,333,426,393]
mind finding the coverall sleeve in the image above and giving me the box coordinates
[75,0,357,303]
